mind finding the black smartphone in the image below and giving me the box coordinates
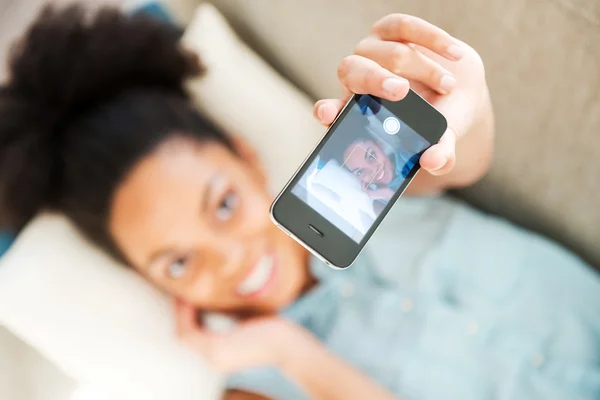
[270,91,447,269]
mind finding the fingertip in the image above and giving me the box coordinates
[430,154,456,176]
[427,160,449,175]
[315,101,340,125]
[420,146,451,174]
[445,42,466,61]
[316,103,325,120]
[322,104,339,125]
[438,74,457,95]
[419,146,441,168]
[393,83,410,102]
[382,77,410,101]
[424,157,448,174]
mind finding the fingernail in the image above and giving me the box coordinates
[317,104,325,120]
[446,44,465,60]
[439,74,457,94]
[382,78,405,97]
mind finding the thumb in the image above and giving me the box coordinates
[419,127,457,175]
[419,88,473,175]
[313,98,345,126]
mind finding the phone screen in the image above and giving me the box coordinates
[289,95,431,243]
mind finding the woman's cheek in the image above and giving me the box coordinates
[240,185,272,230]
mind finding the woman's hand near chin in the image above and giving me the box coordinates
[176,300,397,400]
[175,299,307,374]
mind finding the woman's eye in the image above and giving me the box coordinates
[355,168,364,177]
[216,192,239,221]
[367,148,376,161]
[167,257,188,279]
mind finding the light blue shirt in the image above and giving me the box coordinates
[227,196,600,399]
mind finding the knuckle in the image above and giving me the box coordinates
[468,47,486,77]
[372,13,413,37]
[394,14,417,37]
[362,65,378,88]
[370,15,388,34]
[389,44,411,74]
[427,65,445,85]
[337,56,355,81]
[459,43,486,78]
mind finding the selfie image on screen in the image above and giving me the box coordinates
[291,95,430,243]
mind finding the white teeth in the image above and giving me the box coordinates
[236,255,274,296]
[377,169,385,181]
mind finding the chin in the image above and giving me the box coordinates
[383,165,394,184]
[276,284,304,309]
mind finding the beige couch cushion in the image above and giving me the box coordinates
[211,0,600,269]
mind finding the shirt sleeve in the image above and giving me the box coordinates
[226,367,309,400]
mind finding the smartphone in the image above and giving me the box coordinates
[270,91,447,269]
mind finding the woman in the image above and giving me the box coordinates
[1,5,599,400]
[320,94,435,205]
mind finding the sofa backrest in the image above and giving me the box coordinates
[211,0,600,268]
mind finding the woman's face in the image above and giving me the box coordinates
[342,139,394,188]
[109,136,310,315]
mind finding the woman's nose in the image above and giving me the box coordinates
[203,236,245,279]
[363,167,376,183]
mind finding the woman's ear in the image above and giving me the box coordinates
[231,136,267,186]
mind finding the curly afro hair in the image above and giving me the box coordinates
[0,4,232,260]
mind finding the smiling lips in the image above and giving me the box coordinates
[236,254,275,298]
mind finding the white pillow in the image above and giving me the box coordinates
[0,3,323,399]
[182,5,323,194]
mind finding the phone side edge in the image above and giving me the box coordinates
[269,95,359,269]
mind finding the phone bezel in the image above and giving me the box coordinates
[270,90,447,269]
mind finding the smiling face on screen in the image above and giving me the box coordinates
[343,139,394,189]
